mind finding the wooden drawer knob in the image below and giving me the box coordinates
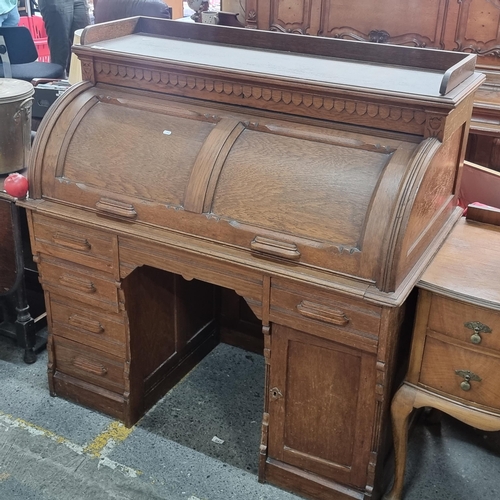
[95,198,137,220]
[58,274,96,294]
[250,236,300,261]
[72,356,108,376]
[52,232,91,252]
[68,314,104,334]
[297,300,349,326]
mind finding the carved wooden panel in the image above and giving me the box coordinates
[250,0,449,48]
[268,0,322,35]
[247,0,500,68]
[455,0,500,58]
[320,0,448,48]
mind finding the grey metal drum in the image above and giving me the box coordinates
[0,79,34,175]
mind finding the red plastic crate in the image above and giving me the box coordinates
[18,15,50,62]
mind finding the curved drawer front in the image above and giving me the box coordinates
[427,294,500,351]
[53,337,125,394]
[31,213,115,274]
[39,258,120,313]
[420,337,500,410]
[50,294,127,358]
[270,278,381,352]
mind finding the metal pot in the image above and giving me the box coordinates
[0,79,34,175]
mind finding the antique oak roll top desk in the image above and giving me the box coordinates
[22,18,484,500]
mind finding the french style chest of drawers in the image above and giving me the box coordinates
[385,213,500,500]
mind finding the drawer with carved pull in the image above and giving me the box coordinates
[38,258,120,312]
[50,295,127,358]
[53,336,125,394]
[419,337,500,410]
[270,278,381,351]
[31,213,115,274]
[427,294,499,351]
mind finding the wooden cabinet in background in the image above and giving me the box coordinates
[245,0,500,171]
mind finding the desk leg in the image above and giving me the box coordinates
[384,384,417,500]
[11,203,36,364]
[14,283,36,364]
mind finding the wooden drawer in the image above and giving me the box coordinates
[53,371,126,423]
[428,294,500,352]
[50,294,127,358]
[31,213,115,274]
[420,336,500,410]
[39,257,120,312]
[270,278,381,352]
[53,336,125,394]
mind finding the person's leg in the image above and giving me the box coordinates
[38,0,74,69]
[67,0,89,76]
[0,6,20,27]
[72,0,90,32]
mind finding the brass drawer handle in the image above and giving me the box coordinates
[297,300,349,326]
[72,356,108,376]
[455,369,482,391]
[465,321,492,345]
[59,274,96,294]
[250,236,300,261]
[52,232,91,252]
[68,314,104,334]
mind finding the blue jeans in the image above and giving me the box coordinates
[0,6,20,26]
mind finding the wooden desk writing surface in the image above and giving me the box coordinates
[91,34,446,96]
[23,17,483,500]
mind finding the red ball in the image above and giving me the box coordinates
[3,173,29,198]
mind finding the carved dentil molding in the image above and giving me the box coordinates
[94,61,428,130]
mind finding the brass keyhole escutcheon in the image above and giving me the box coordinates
[455,369,482,391]
[270,387,283,401]
[465,321,492,345]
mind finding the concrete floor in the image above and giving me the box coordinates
[0,335,499,500]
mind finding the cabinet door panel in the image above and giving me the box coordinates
[268,0,322,35]
[321,0,447,47]
[268,324,377,488]
[452,0,500,61]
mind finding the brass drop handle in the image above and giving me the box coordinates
[464,321,491,345]
[455,369,482,391]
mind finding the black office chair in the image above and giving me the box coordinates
[0,26,64,81]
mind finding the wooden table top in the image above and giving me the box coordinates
[93,33,447,97]
[419,216,500,310]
